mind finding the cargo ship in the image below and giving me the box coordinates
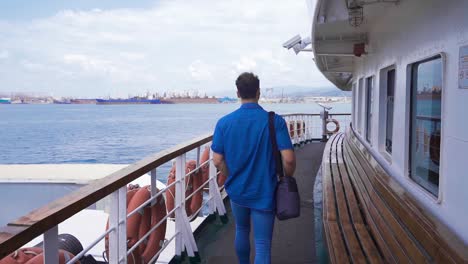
[95,98,161,105]
[70,99,98,104]
[160,97,219,104]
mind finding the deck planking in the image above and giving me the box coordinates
[192,142,326,264]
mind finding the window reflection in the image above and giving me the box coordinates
[365,77,373,143]
[410,56,442,196]
[385,69,395,153]
[357,78,364,133]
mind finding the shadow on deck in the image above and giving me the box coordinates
[192,142,326,264]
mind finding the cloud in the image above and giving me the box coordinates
[0,50,9,60]
[0,0,332,97]
[189,60,213,81]
[21,60,47,71]
[234,57,257,72]
[63,54,114,73]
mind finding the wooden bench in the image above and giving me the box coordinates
[321,130,468,264]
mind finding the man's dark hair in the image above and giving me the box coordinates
[236,72,259,99]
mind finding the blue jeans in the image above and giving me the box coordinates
[230,201,275,264]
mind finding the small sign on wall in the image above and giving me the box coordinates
[459,45,468,89]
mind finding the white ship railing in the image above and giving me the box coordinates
[283,113,351,144]
[0,113,350,264]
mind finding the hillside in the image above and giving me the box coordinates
[213,85,351,98]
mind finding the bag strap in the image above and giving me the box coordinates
[268,112,284,179]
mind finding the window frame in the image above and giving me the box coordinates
[365,75,374,144]
[352,82,357,127]
[357,78,364,134]
[406,53,446,201]
[378,65,396,162]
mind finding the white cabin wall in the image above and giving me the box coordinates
[352,0,468,243]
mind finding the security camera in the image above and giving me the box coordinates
[282,35,302,49]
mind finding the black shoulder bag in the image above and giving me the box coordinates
[268,112,301,220]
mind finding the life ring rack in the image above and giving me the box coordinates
[326,119,340,134]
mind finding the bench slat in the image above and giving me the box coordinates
[322,135,337,222]
[335,137,384,263]
[328,222,351,264]
[343,144,410,263]
[322,134,341,264]
[331,135,368,263]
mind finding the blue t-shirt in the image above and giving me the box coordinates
[211,103,293,210]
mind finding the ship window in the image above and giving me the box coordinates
[357,78,364,134]
[385,69,395,153]
[409,56,442,197]
[352,83,357,127]
[365,76,373,143]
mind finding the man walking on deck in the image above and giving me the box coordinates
[211,72,296,264]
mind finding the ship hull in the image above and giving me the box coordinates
[95,99,161,105]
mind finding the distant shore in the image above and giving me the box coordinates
[0,96,351,105]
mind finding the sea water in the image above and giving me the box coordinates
[0,103,350,165]
[0,102,350,226]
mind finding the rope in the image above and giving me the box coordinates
[12,249,39,259]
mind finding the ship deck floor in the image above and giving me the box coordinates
[192,142,326,264]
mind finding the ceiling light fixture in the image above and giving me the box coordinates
[348,2,364,27]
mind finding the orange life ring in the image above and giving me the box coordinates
[105,185,168,264]
[288,121,296,137]
[326,119,340,134]
[126,187,139,207]
[165,160,197,218]
[141,186,167,263]
[127,187,151,255]
[23,250,77,264]
[0,247,43,264]
[297,121,306,137]
[199,147,210,185]
[0,248,78,264]
[189,162,203,218]
[165,167,176,218]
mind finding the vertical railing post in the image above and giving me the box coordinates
[297,115,301,145]
[294,115,298,145]
[150,169,157,197]
[43,226,59,264]
[175,155,185,256]
[301,115,307,144]
[109,187,127,264]
[320,110,329,142]
[118,187,127,263]
[196,147,201,167]
[298,115,302,145]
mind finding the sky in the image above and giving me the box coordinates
[0,0,333,98]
